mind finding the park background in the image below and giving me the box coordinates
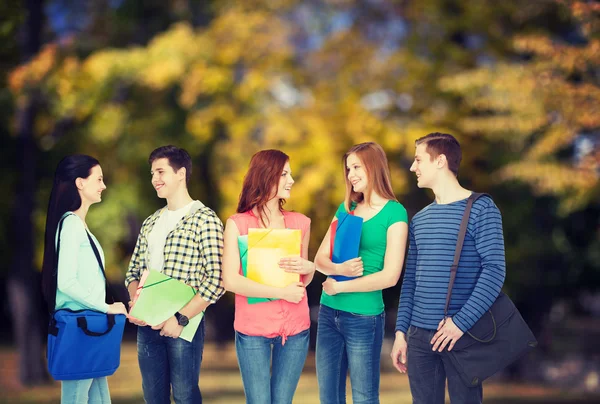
[0,0,599,402]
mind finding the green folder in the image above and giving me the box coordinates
[238,235,275,304]
[129,270,203,342]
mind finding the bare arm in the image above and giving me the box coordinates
[324,221,408,294]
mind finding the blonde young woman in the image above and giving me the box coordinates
[314,142,409,403]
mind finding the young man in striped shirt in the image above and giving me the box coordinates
[125,146,225,404]
[391,133,506,403]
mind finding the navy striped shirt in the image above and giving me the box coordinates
[395,195,506,333]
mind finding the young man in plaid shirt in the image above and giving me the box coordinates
[125,145,224,404]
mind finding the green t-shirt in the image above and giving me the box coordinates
[320,200,408,315]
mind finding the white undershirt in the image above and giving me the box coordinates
[148,200,196,272]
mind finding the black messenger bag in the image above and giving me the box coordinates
[445,193,537,387]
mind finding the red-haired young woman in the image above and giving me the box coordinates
[222,149,315,404]
[314,142,409,403]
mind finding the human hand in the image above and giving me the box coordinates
[152,316,183,338]
[107,302,128,316]
[390,332,408,373]
[336,257,363,277]
[322,277,340,296]
[279,257,316,275]
[277,282,305,303]
[431,317,464,352]
[126,301,147,326]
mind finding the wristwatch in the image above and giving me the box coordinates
[174,312,189,327]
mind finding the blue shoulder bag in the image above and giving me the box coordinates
[47,215,126,380]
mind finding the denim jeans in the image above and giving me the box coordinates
[137,318,205,404]
[406,325,483,404]
[316,304,384,404]
[235,328,309,404]
[61,377,110,404]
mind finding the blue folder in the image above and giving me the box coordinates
[331,212,363,281]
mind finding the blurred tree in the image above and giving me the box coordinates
[437,0,600,343]
[6,0,49,386]
[3,0,600,380]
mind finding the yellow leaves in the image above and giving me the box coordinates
[568,1,600,36]
[8,44,58,93]
[263,113,302,144]
[498,161,598,215]
[210,9,293,67]
[83,48,146,84]
[186,104,235,143]
[141,23,200,90]
[141,58,185,90]
[526,125,575,160]
[440,64,548,141]
[550,82,600,129]
[89,105,128,144]
[514,35,600,74]
[235,70,270,102]
[499,162,596,194]
[179,62,233,107]
[345,105,385,143]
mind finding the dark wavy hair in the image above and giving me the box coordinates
[41,155,100,312]
[237,149,289,227]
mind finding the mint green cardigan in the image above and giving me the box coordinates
[54,213,109,313]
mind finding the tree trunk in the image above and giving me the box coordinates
[6,0,48,386]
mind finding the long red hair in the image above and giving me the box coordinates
[343,142,397,211]
[237,149,289,227]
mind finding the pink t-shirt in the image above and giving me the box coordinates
[231,210,311,343]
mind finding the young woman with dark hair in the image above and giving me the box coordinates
[222,149,315,404]
[314,142,409,403]
[41,155,127,404]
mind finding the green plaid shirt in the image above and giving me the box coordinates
[125,201,225,304]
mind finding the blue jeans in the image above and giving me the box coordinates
[316,304,384,404]
[406,325,483,404]
[61,377,110,404]
[235,329,309,404]
[137,318,205,404]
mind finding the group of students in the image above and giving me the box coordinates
[41,132,506,404]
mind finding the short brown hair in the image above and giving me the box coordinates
[343,142,397,210]
[148,145,193,184]
[415,132,462,176]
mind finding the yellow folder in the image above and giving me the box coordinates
[247,228,301,287]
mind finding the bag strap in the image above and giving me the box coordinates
[443,192,490,318]
[50,215,70,315]
[55,213,115,308]
[77,314,116,337]
[85,230,116,304]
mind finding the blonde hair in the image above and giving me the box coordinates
[343,142,397,211]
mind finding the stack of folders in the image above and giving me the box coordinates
[329,211,364,281]
[238,228,301,304]
[129,270,203,342]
